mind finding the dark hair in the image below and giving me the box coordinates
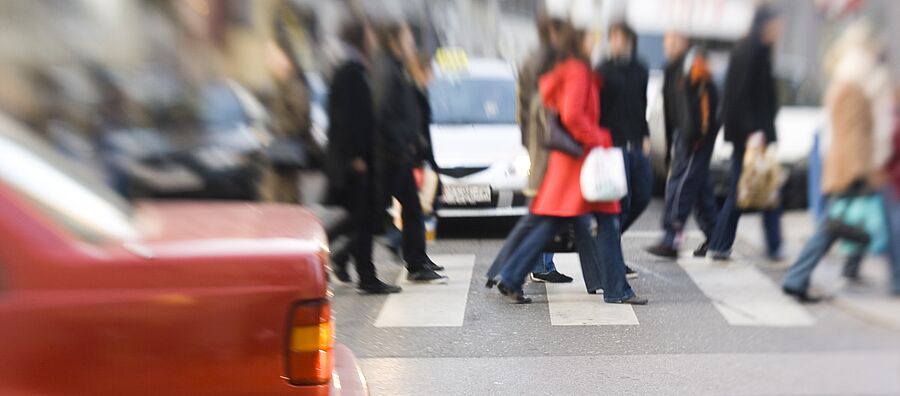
[340,19,368,52]
[555,22,588,63]
[377,22,408,55]
[609,21,636,46]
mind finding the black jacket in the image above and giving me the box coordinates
[721,38,778,147]
[662,51,720,160]
[598,57,650,148]
[373,54,422,167]
[325,59,375,197]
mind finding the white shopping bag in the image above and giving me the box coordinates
[580,147,628,202]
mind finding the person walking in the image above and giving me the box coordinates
[494,19,646,306]
[707,5,784,262]
[645,31,720,259]
[493,11,574,285]
[325,20,402,294]
[373,22,447,284]
[782,22,896,301]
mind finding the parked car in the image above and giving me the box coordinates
[0,114,367,396]
[428,54,530,218]
[101,80,269,201]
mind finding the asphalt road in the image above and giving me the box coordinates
[331,201,900,396]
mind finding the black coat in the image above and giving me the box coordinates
[598,57,650,148]
[325,59,375,199]
[373,54,422,167]
[662,51,720,160]
[721,38,778,147]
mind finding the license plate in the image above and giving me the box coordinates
[442,185,492,205]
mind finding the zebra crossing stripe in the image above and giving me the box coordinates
[678,258,816,327]
[374,254,475,328]
[545,253,640,326]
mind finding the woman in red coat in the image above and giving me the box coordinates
[495,22,647,305]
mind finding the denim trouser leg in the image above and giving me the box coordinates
[532,253,557,274]
[499,216,568,291]
[883,187,900,293]
[593,213,636,302]
[487,213,540,281]
[783,215,838,292]
[662,134,714,246]
[763,207,784,256]
[573,215,603,292]
[621,148,654,234]
[709,148,745,254]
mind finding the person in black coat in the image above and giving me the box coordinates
[597,22,650,277]
[325,20,401,294]
[372,22,447,284]
[598,22,652,233]
[707,5,784,261]
[645,31,720,259]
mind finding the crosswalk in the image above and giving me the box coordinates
[367,252,816,329]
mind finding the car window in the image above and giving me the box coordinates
[430,78,516,125]
[0,116,138,243]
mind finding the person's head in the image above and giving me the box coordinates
[379,22,416,61]
[340,18,377,58]
[749,4,783,45]
[663,31,689,61]
[608,21,636,59]
[555,21,591,62]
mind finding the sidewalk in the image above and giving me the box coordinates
[740,210,900,332]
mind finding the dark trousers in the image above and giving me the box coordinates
[662,135,718,246]
[496,214,635,301]
[387,163,427,272]
[620,147,654,233]
[332,173,379,285]
[709,148,783,255]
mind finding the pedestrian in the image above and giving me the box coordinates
[325,19,402,294]
[707,5,784,262]
[645,31,720,259]
[497,10,574,285]
[493,16,647,306]
[883,89,900,295]
[597,22,652,276]
[373,21,447,284]
[259,41,315,204]
[782,22,896,302]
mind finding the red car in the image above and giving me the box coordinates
[0,115,367,395]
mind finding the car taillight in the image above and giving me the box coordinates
[285,300,334,386]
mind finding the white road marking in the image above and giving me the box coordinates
[545,253,639,326]
[678,258,816,327]
[374,254,474,328]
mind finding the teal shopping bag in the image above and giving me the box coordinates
[829,195,888,255]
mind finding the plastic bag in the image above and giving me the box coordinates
[580,147,628,202]
[737,137,784,209]
[830,194,888,255]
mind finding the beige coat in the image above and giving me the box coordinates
[822,81,875,195]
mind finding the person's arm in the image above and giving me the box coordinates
[559,66,610,149]
[375,64,413,163]
[638,65,651,138]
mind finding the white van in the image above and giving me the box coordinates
[429,56,531,218]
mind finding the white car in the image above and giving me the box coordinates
[429,57,531,218]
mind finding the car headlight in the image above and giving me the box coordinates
[511,154,531,176]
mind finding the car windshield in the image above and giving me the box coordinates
[0,116,137,243]
[430,78,517,124]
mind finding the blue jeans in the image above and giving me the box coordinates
[620,147,654,233]
[884,187,900,293]
[782,208,837,292]
[709,148,783,256]
[498,214,635,301]
[533,253,557,274]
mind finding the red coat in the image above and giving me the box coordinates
[531,58,620,217]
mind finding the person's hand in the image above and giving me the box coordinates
[351,158,367,174]
[642,137,651,156]
[747,131,766,148]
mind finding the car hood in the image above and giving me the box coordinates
[712,106,824,164]
[430,124,527,169]
[130,201,327,258]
